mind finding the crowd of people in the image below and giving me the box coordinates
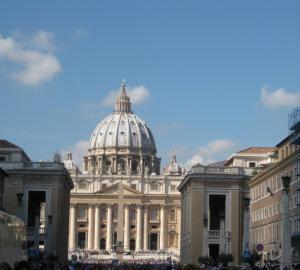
[1,250,300,270]
[67,249,180,264]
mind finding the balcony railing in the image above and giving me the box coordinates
[207,230,231,240]
[0,161,65,171]
[190,165,259,176]
[208,230,220,238]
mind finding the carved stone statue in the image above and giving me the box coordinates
[145,165,150,176]
[118,163,123,175]
[107,165,112,175]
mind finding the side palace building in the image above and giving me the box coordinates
[65,83,184,254]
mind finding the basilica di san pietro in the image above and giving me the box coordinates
[65,82,184,254]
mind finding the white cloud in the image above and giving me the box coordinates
[31,30,56,51]
[102,85,150,107]
[261,86,300,109]
[0,31,61,86]
[60,140,89,171]
[185,139,237,169]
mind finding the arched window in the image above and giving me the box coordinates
[130,239,136,250]
[100,238,106,250]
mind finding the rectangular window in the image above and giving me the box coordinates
[0,156,7,162]
[150,182,159,191]
[78,182,87,190]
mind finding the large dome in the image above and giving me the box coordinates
[89,111,157,153]
[84,82,160,175]
[88,81,157,156]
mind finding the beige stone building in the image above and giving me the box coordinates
[0,140,74,262]
[249,134,300,262]
[66,83,184,253]
[178,164,252,265]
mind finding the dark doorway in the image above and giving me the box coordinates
[209,244,219,262]
[78,232,86,249]
[27,191,46,227]
[209,195,226,230]
[150,233,158,250]
[130,239,136,250]
[100,238,106,250]
[113,232,117,245]
[132,161,138,174]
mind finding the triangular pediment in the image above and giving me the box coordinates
[94,183,143,196]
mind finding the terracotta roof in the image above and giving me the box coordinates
[0,140,21,149]
[237,147,277,154]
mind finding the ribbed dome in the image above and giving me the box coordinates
[164,154,182,175]
[89,83,157,154]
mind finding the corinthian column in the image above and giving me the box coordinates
[124,205,130,251]
[94,204,100,249]
[160,205,166,250]
[69,203,77,249]
[106,204,112,251]
[87,204,94,249]
[143,206,149,250]
[136,205,142,251]
[177,207,181,249]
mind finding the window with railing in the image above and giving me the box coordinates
[150,208,158,221]
[78,206,87,220]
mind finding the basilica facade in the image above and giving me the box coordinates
[65,83,184,254]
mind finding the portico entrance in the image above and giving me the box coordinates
[150,233,158,250]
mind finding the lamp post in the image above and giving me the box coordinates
[281,176,292,270]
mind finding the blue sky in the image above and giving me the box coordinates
[1,1,300,168]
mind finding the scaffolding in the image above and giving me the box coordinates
[289,106,300,145]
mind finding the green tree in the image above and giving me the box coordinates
[217,253,234,267]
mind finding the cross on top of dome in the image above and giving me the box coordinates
[114,80,131,113]
[121,79,126,89]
